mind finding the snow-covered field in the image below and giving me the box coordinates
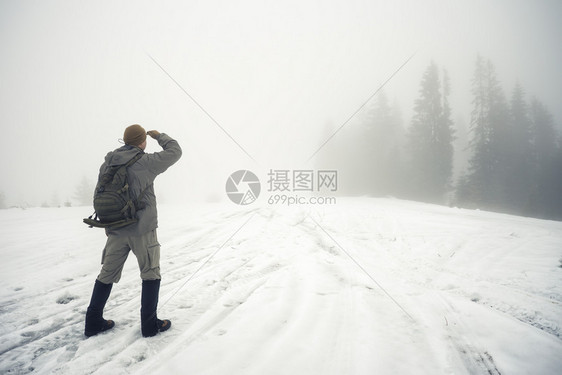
[1,198,561,374]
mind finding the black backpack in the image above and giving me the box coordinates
[83,152,146,229]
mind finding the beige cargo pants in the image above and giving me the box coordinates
[97,229,161,284]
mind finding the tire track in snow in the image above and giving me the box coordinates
[430,266,562,341]
[302,209,418,320]
[138,207,350,374]
[46,209,267,374]
[0,208,262,375]
[0,273,100,374]
[129,208,292,372]
[313,204,562,352]
[435,293,503,375]
[299,207,485,373]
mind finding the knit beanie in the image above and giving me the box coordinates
[123,124,146,146]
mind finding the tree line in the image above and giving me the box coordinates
[319,55,562,221]
[0,177,93,209]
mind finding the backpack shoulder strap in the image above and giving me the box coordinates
[99,152,144,186]
[124,152,144,168]
[124,152,149,210]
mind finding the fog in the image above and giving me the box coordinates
[1,0,561,209]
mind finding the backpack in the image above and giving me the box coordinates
[83,152,146,229]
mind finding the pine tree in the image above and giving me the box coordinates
[452,115,470,180]
[439,68,455,196]
[406,61,454,203]
[74,177,94,207]
[528,98,561,218]
[363,91,404,195]
[499,83,533,213]
[460,56,509,209]
[529,98,558,167]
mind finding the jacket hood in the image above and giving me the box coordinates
[106,145,143,167]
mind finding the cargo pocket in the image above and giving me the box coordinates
[101,247,107,265]
[147,230,161,269]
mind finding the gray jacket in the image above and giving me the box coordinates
[98,133,182,236]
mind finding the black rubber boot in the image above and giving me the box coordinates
[141,279,171,337]
[85,280,115,337]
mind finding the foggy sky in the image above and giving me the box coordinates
[1,0,561,206]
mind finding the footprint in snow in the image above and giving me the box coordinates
[27,318,39,326]
[56,293,79,305]
[470,293,481,303]
[223,300,244,307]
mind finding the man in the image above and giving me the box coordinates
[84,124,182,338]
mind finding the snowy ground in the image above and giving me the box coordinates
[1,198,561,374]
